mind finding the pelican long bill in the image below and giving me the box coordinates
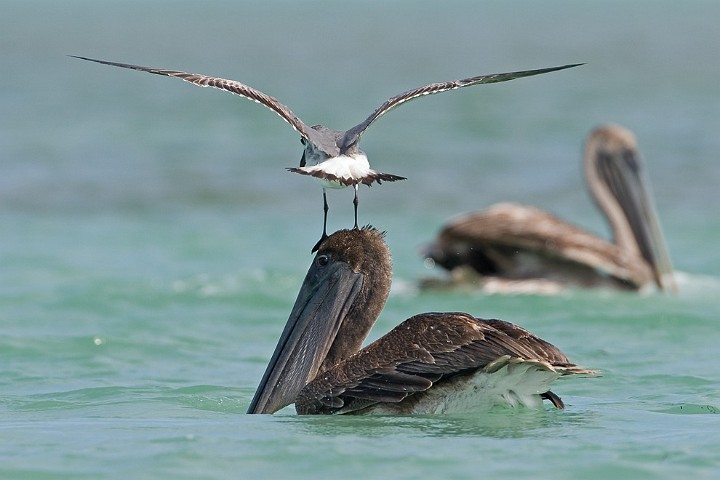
[247,259,363,414]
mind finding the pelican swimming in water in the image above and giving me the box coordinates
[247,226,595,415]
[423,124,676,294]
[71,55,580,249]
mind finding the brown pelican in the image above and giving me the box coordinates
[247,226,595,415]
[424,124,676,293]
[71,55,580,249]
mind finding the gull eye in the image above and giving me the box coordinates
[317,254,329,266]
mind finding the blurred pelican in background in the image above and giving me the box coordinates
[423,124,676,294]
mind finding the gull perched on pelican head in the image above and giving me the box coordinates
[71,55,581,249]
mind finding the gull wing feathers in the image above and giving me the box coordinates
[340,63,583,152]
[69,55,333,153]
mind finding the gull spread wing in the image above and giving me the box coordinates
[70,55,330,150]
[340,63,583,152]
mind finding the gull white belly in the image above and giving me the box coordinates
[301,153,372,189]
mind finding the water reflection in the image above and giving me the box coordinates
[283,406,597,439]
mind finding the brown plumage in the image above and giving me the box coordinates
[248,226,595,415]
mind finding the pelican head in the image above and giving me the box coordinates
[247,226,391,414]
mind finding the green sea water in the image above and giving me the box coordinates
[2,1,720,478]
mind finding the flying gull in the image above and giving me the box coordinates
[71,55,581,249]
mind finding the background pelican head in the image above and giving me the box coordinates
[584,124,676,291]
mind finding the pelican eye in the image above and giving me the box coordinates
[317,254,330,266]
[300,137,307,146]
